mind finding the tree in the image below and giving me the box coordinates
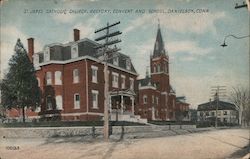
[0,39,40,123]
[230,86,250,126]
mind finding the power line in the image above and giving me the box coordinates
[94,21,122,141]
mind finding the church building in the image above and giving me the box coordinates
[136,24,177,121]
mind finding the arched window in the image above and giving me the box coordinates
[153,65,156,73]
[55,71,62,85]
[157,64,161,72]
[71,44,78,58]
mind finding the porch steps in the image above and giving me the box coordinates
[110,113,147,124]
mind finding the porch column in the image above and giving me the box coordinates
[109,95,112,113]
[131,96,135,115]
[121,95,124,114]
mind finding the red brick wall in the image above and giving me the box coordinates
[36,58,137,121]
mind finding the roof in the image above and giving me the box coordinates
[36,38,137,74]
[138,76,154,87]
[170,85,176,94]
[153,25,166,58]
[197,100,237,111]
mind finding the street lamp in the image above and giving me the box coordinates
[221,34,250,47]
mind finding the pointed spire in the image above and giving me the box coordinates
[146,66,150,78]
[153,19,166,58]
[158,18,160,29]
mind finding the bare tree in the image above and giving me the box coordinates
[230,86,250,126]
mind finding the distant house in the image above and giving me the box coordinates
[175,96,190,121]
[197,100,238,125]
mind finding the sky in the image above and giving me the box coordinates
[0,0,249,108]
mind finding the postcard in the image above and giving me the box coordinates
[0,0,249,159]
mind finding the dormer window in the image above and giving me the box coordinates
[44,47,50,62]
[113,56,119,66]
[126,59,131,70]
[71,44,78,58]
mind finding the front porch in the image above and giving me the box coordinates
[109,89,147,123]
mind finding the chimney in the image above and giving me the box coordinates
[27,38,34,63]
[73,29,80,41]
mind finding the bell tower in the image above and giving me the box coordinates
[150,20,175,120]
[150,20,170,93]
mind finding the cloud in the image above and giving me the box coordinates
[123,11,226,35]
[172,68,249,108]
[167,40,213,61]
[52,10,77,23]
[123,14,157,34]
[127,39,155,79]
[69,15,101,40]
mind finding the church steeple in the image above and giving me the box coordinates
[153,19,166,58]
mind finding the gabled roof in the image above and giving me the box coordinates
[138,76,154,87]
[197,100,237,111]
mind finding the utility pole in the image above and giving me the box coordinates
[94,21,122,141]
[211,86,226,128]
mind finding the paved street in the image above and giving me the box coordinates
[0,128,249,159]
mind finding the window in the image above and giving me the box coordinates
[113,56,119,66]
[46,72,52,85]
[121,75,125,89]
[152,95,155,104]
[46,96,52,110]
[153,65,156,73]
[126,59,131,70]
[73,69,79,83]
[112,72,119,88]
[74,94,80,109]
[92,90,99,109]
[223,118,227,123]
[129,78,134,90]
[143,95,147,104]
[37,78,40,87]
[91,66,98,83]
[205,112,209,116]
[156,97,159,105]
[157,64,161,72]
[211,112,215,116]
[56,95,63,110]
[55,71,62,85]
[223,111,227,115]
[44,47,50,62]
[165,62,168,73]
[71,44,78,58]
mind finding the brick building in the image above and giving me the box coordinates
[136,24,177,121]
[28,29,142,121]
